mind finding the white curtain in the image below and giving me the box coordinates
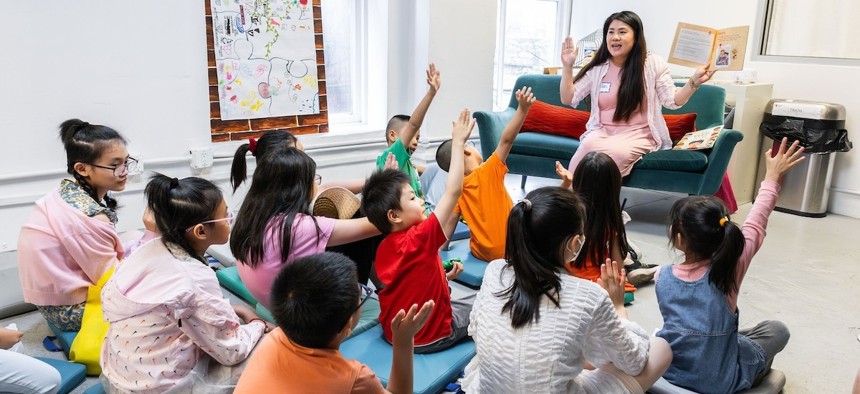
[766,0,860,59]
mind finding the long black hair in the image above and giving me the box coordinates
[230,130,299,192]
[498,187,586,328]
[571,152,630,269]
[669,196,745,295]
[145,173,223,263]
[230,146,320,268]
[58,119,127,210]
[573,10,647,122]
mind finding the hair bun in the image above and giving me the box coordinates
[170,177,180,189]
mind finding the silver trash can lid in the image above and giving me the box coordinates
[764,99,845,121]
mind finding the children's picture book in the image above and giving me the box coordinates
[673,126,724,150]
[668,23,749,72]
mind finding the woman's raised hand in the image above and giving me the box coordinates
[561,36,578,69]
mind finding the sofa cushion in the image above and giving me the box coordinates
[521,100,589,138]
[664,113,698,142]
[510,132,579,160]
[635,149,708,172]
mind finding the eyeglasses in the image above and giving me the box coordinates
[342,283,374,328]
[465,140,477,149]
[185,210,237,233]
[86,157,139,177]
[314,174,322,185]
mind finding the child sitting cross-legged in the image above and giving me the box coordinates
[434,86,534,261]
[101,174,271,393]
[234,252,434,393]
[361,109,475,354]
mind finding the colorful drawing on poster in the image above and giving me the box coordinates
[210,0,320,120]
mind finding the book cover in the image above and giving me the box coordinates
[668,23,749,72]
[673,125,724,150]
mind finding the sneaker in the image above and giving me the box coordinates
[627,264,659,287]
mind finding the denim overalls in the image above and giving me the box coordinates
[656,265,765,393]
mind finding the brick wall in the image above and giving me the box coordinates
[205,0,329,142]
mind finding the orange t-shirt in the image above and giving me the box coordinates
[234,328,385,394]
[457,153,513,262]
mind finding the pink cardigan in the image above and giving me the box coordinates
[17,189,123,305]
[571,53,682,150]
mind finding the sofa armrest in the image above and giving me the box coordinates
[474,108,516,157]
[698,129,744,194]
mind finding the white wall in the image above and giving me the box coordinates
[570,0,860,217]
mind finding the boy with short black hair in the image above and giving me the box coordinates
[234,252,434,393]
[375,64,442,199]
[434,87,535,261]
[362,110,474,354]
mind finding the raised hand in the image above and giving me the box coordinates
[691,65,717,87]
[516,86,536,112]
[383,152,399,170]
[555,161,573,189]
[561,36,579,68]
[427,63,441,94]
[764,137,806,182]
[390,300,435,345]
[451,109,476,143]
[596,259,627,308]
[445,261,464,280]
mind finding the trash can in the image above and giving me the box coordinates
[755,99,853,217]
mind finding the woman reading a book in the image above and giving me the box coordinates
[559,10,716,177]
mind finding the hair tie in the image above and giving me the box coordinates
[518,198,532,211]
[248,138,258,156]
[77,122,91,133]
[719,216,729,227]
[170,177,180,189]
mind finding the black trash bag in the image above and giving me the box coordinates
[760,117,853,153]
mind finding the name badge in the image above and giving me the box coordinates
[599,82,611,93]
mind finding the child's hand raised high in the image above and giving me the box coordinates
[451,109,476,143]
[390,300,435,346]
[516,86,536,112]
[426,63,441,94]
[764,137,805,183]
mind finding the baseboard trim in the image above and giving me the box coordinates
[828,187,860,219]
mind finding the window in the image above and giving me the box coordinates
[493,0,569,110]
[322,0,366,124]
[760,0,860,61]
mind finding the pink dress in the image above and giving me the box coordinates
[568,62,657,176]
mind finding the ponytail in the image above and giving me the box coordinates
[229,130,300,193]
[145,173,223,263]
[497,187,585,328]
[58,118,127,211]
[230,143,251,192]
[669,196,745,295]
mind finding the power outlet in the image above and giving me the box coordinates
[190,147,214,169]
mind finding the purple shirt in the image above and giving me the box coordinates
[237,213,336,308]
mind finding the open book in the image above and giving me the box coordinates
[673,126,724,150]
[668,23,749,72]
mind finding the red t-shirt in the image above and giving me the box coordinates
[375,213,452,346]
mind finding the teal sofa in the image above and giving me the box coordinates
[475,74,742,195]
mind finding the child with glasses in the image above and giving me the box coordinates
[236,252,433,393]
[463,187,672,393]
[101,173,272,393]
[17,119,145,331]
[433,86,535,262]
[231,146,381,308]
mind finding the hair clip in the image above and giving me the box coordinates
[719,216,729,227]
[248,138,258,156]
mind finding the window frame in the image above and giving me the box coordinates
[752,0,860,66]
[493,0,571,110]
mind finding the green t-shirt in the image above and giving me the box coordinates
[376,139,423,198]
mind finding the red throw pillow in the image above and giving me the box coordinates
[664,113,697,142]
[521,100,589,139]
